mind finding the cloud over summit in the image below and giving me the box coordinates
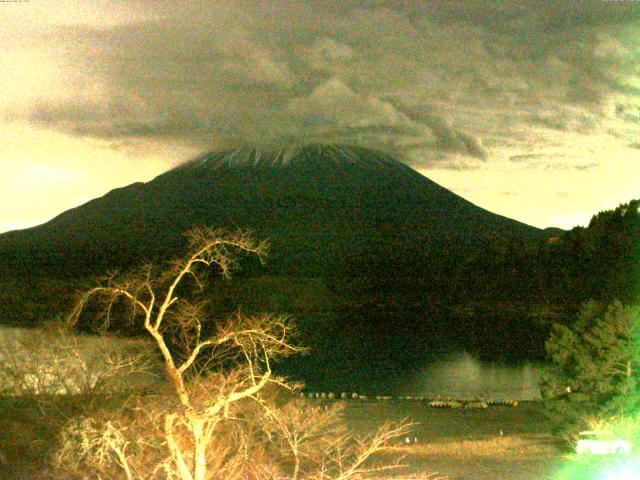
[3,0,640,171]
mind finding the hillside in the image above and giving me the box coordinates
[0,144,545,279]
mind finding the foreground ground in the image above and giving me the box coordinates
[0,395,597,479]
[337,399,566,480]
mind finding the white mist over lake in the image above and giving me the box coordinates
[405,352,542,401]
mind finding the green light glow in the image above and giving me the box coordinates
[553,456,640,480]
[603,462,640,480]
[552,417,640,479]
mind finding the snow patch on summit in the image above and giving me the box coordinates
[181,143,407,173]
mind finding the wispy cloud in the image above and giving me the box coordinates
[2,0,638,172]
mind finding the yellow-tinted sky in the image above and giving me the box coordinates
[1,0,639,233]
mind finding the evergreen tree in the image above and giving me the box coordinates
[541,300,640,438]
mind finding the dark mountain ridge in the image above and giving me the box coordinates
[0,144,546,279]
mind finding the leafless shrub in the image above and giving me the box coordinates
[0,322,158,398]
[56,417,137,480]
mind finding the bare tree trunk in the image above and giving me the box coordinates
[192,418,207,480]
[292,449,300,480]
[165,414,194,480]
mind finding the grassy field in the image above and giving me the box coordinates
[0,395,573,479]
[337,399,567,480]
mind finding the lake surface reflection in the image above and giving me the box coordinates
[403,351,542,400]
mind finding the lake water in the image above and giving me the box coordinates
[1,313,546,401]
[282,306,550,400]
[401,351,541,400]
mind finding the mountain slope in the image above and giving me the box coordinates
[0,144,544,277]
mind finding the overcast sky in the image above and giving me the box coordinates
[1,0,639,233]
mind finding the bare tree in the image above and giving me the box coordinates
[63,227,411,480]
[67,227,305,480]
